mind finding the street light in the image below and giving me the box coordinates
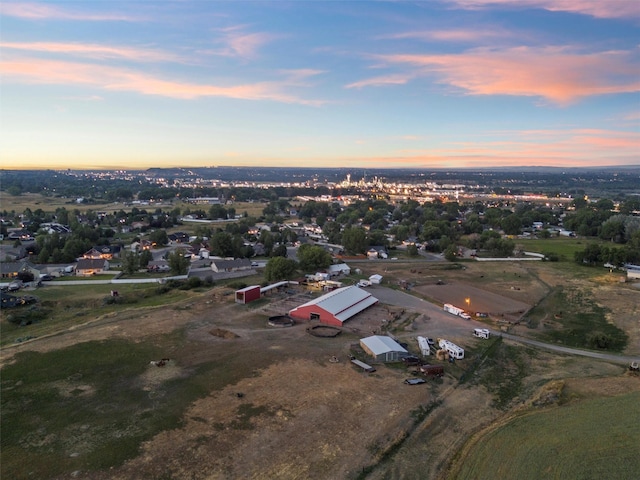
[465,297,470,309]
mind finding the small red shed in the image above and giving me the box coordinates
[235,285,261,304]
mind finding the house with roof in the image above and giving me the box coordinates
[168,232,190,244]
[326,263,350,277]
[211,258,252,273]
[360,335,409,362]
[75,259,109,276]
[0,260,40,280]
[83,245,121,260]
[288,285,378,327]
[367,246,388,259]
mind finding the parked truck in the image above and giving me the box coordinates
[443,303,471,320]
[473,328,490,339]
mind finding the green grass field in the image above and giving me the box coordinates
[0,283,202,346]
[0,334,280,479]
[523,285,627,352]
[515,237,601,262]
[452,391,640,480]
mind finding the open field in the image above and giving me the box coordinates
[0,192,267,219]
[2,259,639,479]
[514,236,602,261]
[417,283,530,321]
[450,385,640,480]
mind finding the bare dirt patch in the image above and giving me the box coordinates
[209,328,240,339]
[417,283,530,321]
[103,359,433,480]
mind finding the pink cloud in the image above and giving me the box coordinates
[388,128,640,166]
[445,0,640,20]
[0,58,324,105]
[371,46,640,104]
[383,28,515,43]
[0,42,179,62]
[207,27,281,59]
[1,2,137,21]
[345,73,414,89]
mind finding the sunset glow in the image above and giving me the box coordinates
[1,0,638,170]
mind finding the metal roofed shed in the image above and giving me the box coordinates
[289,285,378,327]
[360,335,409,362]
[235,285,261,304]
[369,274,383,284]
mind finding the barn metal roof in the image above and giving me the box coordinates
[360,335,408,356]
[291,285,378,322]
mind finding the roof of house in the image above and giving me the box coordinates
[76,259,108,270]
[0,260,37,275]
[292,285,378,322]
[85,245,121,256]
[360,335,408,356]
[212,258,252,269]
[327,263,350,273]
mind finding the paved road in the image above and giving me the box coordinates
[369,285,639,365]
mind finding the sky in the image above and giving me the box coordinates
[1,0,639,170]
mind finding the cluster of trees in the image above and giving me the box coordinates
[575,230,640,266]
[264,245,332,281]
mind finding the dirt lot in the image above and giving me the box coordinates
[4,261,639,480]
[417,283,530,321]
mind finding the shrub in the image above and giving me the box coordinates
[156,284,173,295]
[6,307,50,326]
[588,332,613,349]
[187,277,202,289]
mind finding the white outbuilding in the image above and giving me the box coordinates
[360,335,408,362]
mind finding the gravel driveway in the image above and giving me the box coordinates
[369,285,639,365]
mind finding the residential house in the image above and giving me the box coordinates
[211,258,252,273]
[83,245,121,260]
[367,246,388,259]
[0,260,41,280]
[75,259,109,276]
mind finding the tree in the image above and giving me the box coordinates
[323,221,342,244]
[271,244,288,258]
[121,250,140,275]
[342,226,367,255]
[444,245,457,261]
[297,244,332,272]
[167,250,190,275]
[406,244,419,257]
[210,231,234,257]
[501,214,522,236]
[264,257,298,281]
[599,217,625,243]
[139,249,153,268]
[149,229,168,247]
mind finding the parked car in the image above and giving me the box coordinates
[404,378,426,385]
[402,356,421,366]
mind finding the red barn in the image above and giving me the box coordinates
[289,285,378,327]
[235,285,261,304]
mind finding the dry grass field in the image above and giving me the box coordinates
[2,255,639,479]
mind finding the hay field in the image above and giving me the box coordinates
[451,389,640,480]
